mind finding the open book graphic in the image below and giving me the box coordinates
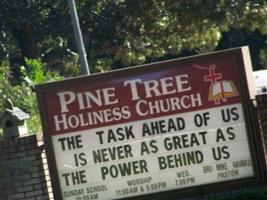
[208,80,239,102]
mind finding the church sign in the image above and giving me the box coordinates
[36,47,265,200]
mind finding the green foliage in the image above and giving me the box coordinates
[40,37,81,77]
[22,58,62,84]
[0,62,28,110]
[21,59,62,134]
[1,0,267,73]
[0,60,62,136]
[78,0,267,70]
[23,58,45,84]
[0,61,37,135]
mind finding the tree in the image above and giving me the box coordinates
[78,0,267,70]
[217,28,267,69]
[1,0,267,76]
[0,0,79,77]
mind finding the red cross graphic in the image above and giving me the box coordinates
[203,65,223,104]
[204,65,222,83]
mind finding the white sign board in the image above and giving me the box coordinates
[36,47,265,200]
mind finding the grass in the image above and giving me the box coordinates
[208,187,267,200]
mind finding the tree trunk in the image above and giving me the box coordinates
[10,23,38,81]
[13,23,38,60]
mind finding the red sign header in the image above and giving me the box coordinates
[41,54,241,135]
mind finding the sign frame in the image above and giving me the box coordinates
[36,47,266,200]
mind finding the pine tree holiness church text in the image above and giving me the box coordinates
[53,74,203,131]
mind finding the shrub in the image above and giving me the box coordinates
[209,187,267,200]
[0,59,61,137]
